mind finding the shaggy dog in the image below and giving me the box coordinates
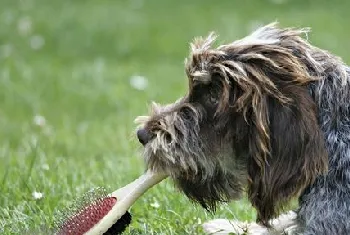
[135,23,350,234]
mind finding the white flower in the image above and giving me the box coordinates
[30,35,45,50]
[150,199,160,208]
[33,115,46,127]
[130,75,148,90]
[17,16,32,36]
[41,163,50,171]
[32,191,43,200]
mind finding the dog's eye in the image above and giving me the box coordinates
[208,90,219,105]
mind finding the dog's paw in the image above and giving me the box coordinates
[202,219,248,235]
[202,219,270,235]
[202,211,298,235]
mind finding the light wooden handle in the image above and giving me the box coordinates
[85,171,167,235]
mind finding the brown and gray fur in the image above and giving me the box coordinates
[135,23,350,234]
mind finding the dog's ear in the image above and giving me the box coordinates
[247,86,328,226]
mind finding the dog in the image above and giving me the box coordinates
[135,23,350,234]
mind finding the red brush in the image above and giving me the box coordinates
[55,171,167,235]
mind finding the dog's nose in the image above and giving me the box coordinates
[137,128,152,145]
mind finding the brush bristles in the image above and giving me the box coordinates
[54,187,128,235]
[57,197,117,235]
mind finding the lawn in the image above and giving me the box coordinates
[1,0,349,234]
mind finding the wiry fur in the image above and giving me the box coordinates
[136,99,247,210]
[136,22,350,234]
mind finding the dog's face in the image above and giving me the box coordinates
[136,23,329,225]
[136,88,247,210]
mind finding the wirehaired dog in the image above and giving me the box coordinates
[135,23,350,234]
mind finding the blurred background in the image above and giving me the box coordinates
[0,0,349,234]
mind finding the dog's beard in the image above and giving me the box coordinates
[175,163,246,211]
[139,102,246,211]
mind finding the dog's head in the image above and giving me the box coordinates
[135,23,328,225]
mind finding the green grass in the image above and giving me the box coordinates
[1,0,350,234]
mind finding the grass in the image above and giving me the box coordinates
[0,0,349,234]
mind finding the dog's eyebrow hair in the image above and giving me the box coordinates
[191,71,211,84]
